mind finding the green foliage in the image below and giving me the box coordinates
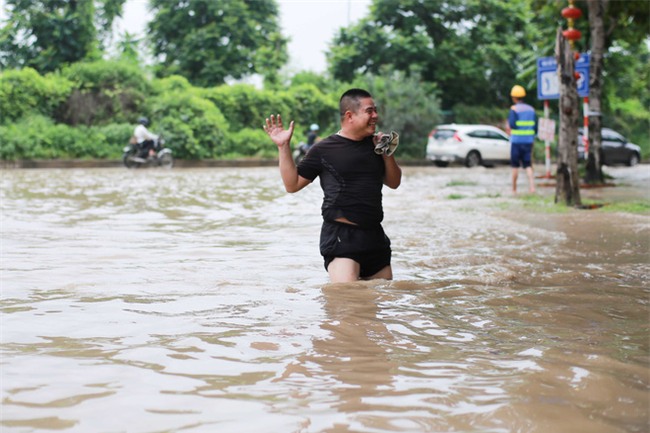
[0,0,99,72]
[202,84,290,131]
[152,75,195,95]
[354,67,442,158]
[148,0,288,87]
[450,104,509,126]
[0,0,646,164]
[62,59,150,92]
[225,128,276,158]
[0,115,125,160]
[290,71,336,94]
[57,59,151,125]
[150,92,230,159]
[0,67,73,123]
[599,200,650,214]
[329,0,537,109]
[601,40,650,158]
[113,31,142,63]
[95,0,128,47]
[284,84,339,136]
[96,122,134,152]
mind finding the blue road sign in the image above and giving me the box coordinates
[537,53,590,100]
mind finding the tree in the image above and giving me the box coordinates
[148,0,288,88]
[555,28,581,206]
[585,0,607,184]
[114,31,142,63]
[354,66,442,158]
[0,0,126,72]
[327,0,541,109]
[584,0,649,184]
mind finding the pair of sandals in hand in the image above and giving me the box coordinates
[373,131,399,156]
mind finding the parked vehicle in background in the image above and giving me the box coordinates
[426,124,511,167]
[578,127,641,166]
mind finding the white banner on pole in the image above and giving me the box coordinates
[538,118,556,142]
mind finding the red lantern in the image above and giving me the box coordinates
[561,6,582,20]
[563,28,582,41]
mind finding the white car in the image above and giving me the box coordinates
[426,124,511,167]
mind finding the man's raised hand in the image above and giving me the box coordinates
[264,114,294,149]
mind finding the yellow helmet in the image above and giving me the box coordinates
[510,85,526,98]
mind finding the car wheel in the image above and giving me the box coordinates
[628,153,640,167]
[434,161,450,167]
[465,151,481,168]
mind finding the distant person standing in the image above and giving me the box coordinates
[508,85,537,194]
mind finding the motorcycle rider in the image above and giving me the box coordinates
[134,117,159,158]
[306,123,320,148]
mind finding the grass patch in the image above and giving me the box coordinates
[520,194,571,213]
[447,193,466,200]
[476,193,502,199]
[520,197,650,214]
[446,180,478,187]
[596,200,650,214]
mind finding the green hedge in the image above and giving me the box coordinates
[0,116,130,159]
[2,60,644,162]
[151,91,230,159]
[225,128,276,158]
[0,68,73,123]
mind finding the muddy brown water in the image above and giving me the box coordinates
[1,165,649,432]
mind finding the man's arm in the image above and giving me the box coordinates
[507,108,517,132]
[264,114,311,193]
[382,154,402,189]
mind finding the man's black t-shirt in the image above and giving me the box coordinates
[297,133,385,227]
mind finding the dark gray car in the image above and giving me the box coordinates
[578,127,641,166]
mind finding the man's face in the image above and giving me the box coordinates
[350,97,378,137]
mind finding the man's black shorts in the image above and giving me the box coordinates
[319,221,391,278]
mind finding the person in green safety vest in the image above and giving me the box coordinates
[508,85,537,194]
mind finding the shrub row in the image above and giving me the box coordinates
[8,59,643,161]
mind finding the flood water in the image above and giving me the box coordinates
[1,164,649,433]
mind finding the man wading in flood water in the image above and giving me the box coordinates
[263,88,402,283]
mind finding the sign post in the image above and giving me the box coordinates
[537,53,590,176]
[537,54,590,100]
[537,102,555,178]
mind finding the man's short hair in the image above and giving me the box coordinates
[340,88,373,118]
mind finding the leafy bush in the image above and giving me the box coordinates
[151,92,230,159]
[202,84,290,131]
[607,98,650,160]
[0,68,73,123]
[96,123,134,156]
[356,68,442,158]
[57,60,151,125]
[151,75,195,94]
[62,59,151,92]
[0,115,119,159]
[226,128,275,158]
[451,103,510,127]
[283,84,338,136]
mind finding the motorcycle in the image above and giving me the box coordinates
[123,136,173,169]
[292,142,313,165]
